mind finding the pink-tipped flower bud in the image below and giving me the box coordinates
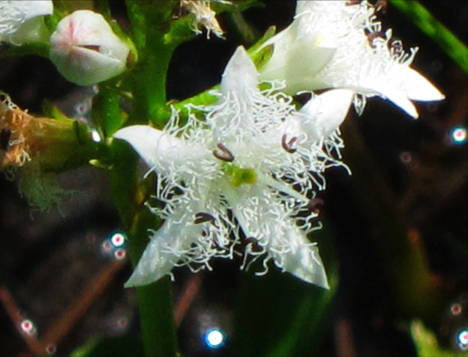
[50,10,130,86]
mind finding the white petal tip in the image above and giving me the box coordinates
[406,68,445,102]
[123,273,157,288]
[221,46,258,92]
[114,125,163,167]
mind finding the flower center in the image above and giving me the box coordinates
[225,164,257,187]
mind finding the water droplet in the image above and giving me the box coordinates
[114,248,126,260]
[451,303,462,316]
[110,232,127,248]
[449,126,467,145]
[20,319,37,336]
[204,328,225,349]
[457,328,468,350]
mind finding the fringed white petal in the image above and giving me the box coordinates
[114,125,209,174]
[259,0,444,117]
[285,89,353,147]
[361,78,419,118]
[404,68,445,101]
[221,46,258,94]
[125,212,203,287]
[225,185,329,289]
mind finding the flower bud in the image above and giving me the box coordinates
[0,0,53,44]
[49,10,130,86]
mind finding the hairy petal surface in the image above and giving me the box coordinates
[260,0,444,118]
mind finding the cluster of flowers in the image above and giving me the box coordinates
[0,1,444,288]
[115,1,443,288]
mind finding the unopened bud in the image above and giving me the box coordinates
[50,10,130,86]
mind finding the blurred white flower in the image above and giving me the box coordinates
[0,0,53,44]
[260,0,444,118]
[114,47,353,288]
[180,0,225,38]
[49,10,130,86]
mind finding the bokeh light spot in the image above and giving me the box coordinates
[20,319,36,335]
[204,328,225,349]
[114,248,126,260]
[449,126,467,145]
[451,303,462,316]
[400,151,412,164]
[45,344,56,355]
[110,232,127,248]
[457,328,468,350]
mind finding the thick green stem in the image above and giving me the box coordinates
[108,140,179,357]
[128,207,178,357]
[125,0,178,126]
[390,0,468,74]
[112,2,180,356]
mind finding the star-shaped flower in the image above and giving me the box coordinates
[259,0,444,118]
[114,47,354,289]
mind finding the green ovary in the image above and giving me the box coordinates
[225,164,257,187]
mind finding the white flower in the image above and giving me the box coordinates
[49,10,130,86]
[259,0,444,118]
[114,47,353,288]
[0,0,53,44]
[180,0,225,39]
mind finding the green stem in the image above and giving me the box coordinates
[390,0,468,74]
[128,207,178,357]
[125,0,178,126]
[113,2,180,356]
[108,139,179,357]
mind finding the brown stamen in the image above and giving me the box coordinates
[345,0,362,5]
[375,0,387,13]
[308,198,325,213]
[366,31,385,48]
[282,134,298,154]
[243,237,262,253]
[194,212,216,224]
[388,38,403,56]
[213,143,234,162]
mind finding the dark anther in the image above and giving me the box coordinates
[345,0,362,5]
[243,237,262,253]
[375,0,387,13]
[388,38,403,56]
[213,143,235,162]
[366,31,385,48]
[0,129,11,152]
[282,134,298,154]
[194,212,216,224]
[294,92,312,106]
[308,198,325,213]
[81,45,101,51]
